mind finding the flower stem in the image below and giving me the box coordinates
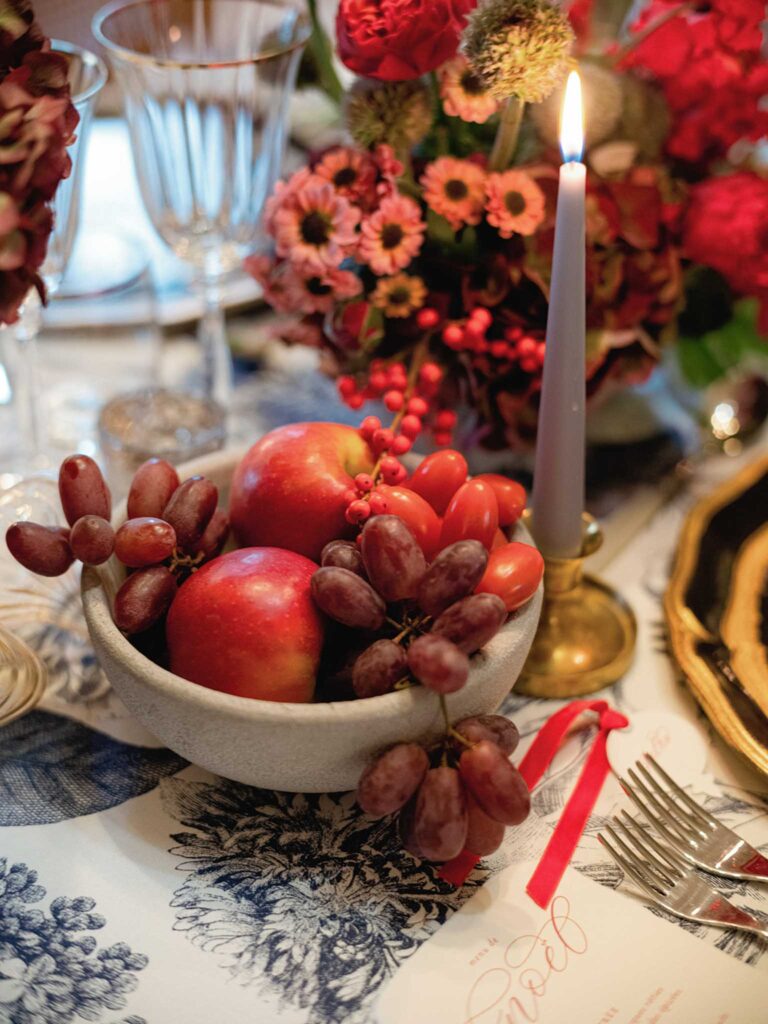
[614,0,694,61]
[306,0,343,105]
[489,97,524,172]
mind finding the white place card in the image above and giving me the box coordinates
[376,861,766,1024]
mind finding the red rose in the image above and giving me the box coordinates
[336,0,476,81]
[684,171,768,313]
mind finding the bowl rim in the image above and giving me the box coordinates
[82,446,543,725]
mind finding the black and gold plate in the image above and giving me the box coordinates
[665,456,768,775]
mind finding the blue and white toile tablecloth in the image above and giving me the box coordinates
[0,352,767,1024]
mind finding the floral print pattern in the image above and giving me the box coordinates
[0,860,147,1024]
[164,779,490,1024]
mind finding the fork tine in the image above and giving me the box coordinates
[599,829,664,898]
[618,811,690,874]
[613,814,684,885]
[643,754,718,828]
[603,823,670,895]
[619,771,694,849]
[634,761,709,839]
[626,767,699,845]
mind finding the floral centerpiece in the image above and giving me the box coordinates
[0,0,77,324]
[250,0,768,449]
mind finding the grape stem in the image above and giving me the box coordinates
[169,549,205,574]
[439,694,474,749]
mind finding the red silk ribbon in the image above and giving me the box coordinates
[438,699,629,905]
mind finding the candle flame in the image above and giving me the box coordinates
[560,70,584,163]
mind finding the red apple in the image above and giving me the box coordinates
[166,547,324,702]
[229,422,375,561]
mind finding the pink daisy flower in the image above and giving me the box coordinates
[438,57,500,125]
[263,167,314,236]
[485,170,546,238]
[272,177,360,275]
[315,147,378,209]
[359,193,425,276]
[421,157,486,231]
[245,254,361,315]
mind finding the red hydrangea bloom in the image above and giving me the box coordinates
[683,172,768,330]
[623,0,767,166]
[0,1,77,323]
[336,0,476,81]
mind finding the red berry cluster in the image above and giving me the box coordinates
[442,308,546,377]
[337,308,458,452]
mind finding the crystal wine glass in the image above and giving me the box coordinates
[7,40,108,474]
[92,0,310,406]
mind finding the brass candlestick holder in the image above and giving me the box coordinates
[517,511,637,698]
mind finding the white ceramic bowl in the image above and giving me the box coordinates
[82,448,543,792]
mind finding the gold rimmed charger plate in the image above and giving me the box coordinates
[665,456,768,776]
[0,625,47,726]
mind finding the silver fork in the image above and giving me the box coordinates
[599,813,768,941]
[618,754,768,882]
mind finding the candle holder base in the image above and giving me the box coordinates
[516,512,636,698]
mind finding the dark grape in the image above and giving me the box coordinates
[352,638,408,698]
[412,766,468,861]
[59,454,111,525]
[459,740,530,826]
[69,515,115,566]
[162,476,218,550]
[6,522,73,577]
[321,539,365,575]
[196,508,229,561]
[357,743,429,818]
[114,517,177,568]
[464,793,506,856]
[360,514,426,601]
[311,566,386,630]
[127,458,180,519]
[407,634,469,694]
[417,540,488,618]
[113,565,177,634]
[431,592,507,654]
[452,715,519,756]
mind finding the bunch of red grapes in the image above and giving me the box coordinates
[6,454,228,634]
[312,512,531,861]
[358,715,529,862]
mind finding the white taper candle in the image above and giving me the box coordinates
[531,70,586,559]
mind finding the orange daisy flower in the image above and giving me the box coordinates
[485,170,546,238]
[438,57,500,125]
[314,146,378,209]
[358,193,425,275]
[371,273,427,318]
[421,157,486,231]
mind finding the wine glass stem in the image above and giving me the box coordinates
[199,275,234,408]
[14,292,44,462]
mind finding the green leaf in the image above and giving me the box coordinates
[426,208,457,247]
[676,299,766,389]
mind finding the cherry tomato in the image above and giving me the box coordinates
[440,479,499,551]
[476,542,544,611]
[491,528,507,550]
[407,450,468,515]
[377,485,442,559]
[475,474,526,527]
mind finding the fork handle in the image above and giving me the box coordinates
[701,893,768,940]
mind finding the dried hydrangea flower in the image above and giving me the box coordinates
[463,0,574,103]
[345,78,433,154]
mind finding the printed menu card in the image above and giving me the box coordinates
[376,860,766,1024]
